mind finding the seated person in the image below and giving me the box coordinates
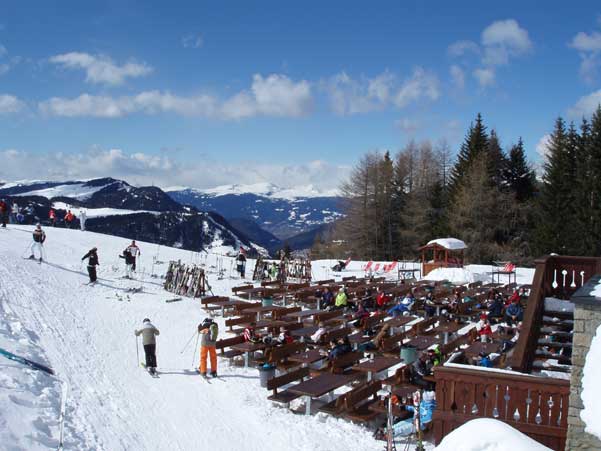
[310,322,328,344]
[327,337,352,360]
[411,352,434,389]
[352,301,370,328]
[321,287,334,309]
[487,295,504,320]
[243,322,260,343]
[275,327,294,345]
[401,292,415,310]
[504,299,523,326]
[333,287,348,310]
[427,345,443,366]
[387,298,410,318]
[359,324,391,352]
[375,287,389,310]
[501,322,521,352]
[361,288,375,310]
[424,292,436,318]
[477,318,493,343]
[478,351,493,367]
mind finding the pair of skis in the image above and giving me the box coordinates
[140,363,159,378]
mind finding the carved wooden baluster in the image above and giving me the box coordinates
[571,270,577,288]
[552,269,558,289]
[492,385,500,418]
[580,270,585,286]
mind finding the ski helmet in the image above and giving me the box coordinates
[143,318,150,323]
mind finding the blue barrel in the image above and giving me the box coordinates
[400,345,417,365]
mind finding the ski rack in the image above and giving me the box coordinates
[163,260,207,298]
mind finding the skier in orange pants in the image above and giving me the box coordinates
[198,318,218,377]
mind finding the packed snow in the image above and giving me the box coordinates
[581,323,601,440]
[0,226,382,451]
[434,418,552,451]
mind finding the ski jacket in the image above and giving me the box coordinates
[0,201,6,213]
[126,245,140,257]
[199,322,218,347]
[135,322,160,345]
[376,292,388,307]
[49,209,55,219]
[64,212,74,222]
[334,292,348,307]
[120,250,135,265]
[82,250,99,266]
[32,229,46,243]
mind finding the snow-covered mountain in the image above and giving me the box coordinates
[0,178,263,256]
[164,184,344,239]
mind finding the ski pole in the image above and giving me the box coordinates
[191,332,200,369]
[180,330,198,354]
[136,336,140,366]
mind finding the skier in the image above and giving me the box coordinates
[126,240,140,271]
[134,318,160,375]
[0,199,7,228]
[49,208,56,227]
[198,318,218,377]
[119,248,135,278]
[29,224,46,262]
[79,209,87,231]
[64,210,75,229]
[236,252,247,278]
[10,202,19,224]
[81,247,99,284]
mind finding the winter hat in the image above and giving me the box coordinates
[143,318,150,323]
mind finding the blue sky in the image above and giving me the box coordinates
[1,1,601,191]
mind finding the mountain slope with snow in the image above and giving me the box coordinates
[0,226,380,451]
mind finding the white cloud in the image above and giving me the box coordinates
[473,67,495,87]
[0,44,6,57]
[182,34,204,49]
[39,73,313,119]
[447,19,532,88]
[568,89,601,118]
[395,118,419,134]
[536,134,552,162]
[0,94,25,114]
[49,52,153,86]
[481,19,533,66]
[450,65,465,88]
[0,148,349,193]
[447,40,480,57]
[569,30,601,83]
[325,68,439,115]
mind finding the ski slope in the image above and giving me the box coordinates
[0,226,385,451]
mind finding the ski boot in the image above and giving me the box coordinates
[28,255,35,260]
[210,371,217,378]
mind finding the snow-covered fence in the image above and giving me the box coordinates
[163,261,207,298]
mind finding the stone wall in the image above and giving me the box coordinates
[566,303,601,450]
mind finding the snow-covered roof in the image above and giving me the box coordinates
[426,238,467,250]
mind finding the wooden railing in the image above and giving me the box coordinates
[510,255,601,373]
[433,365,570,450]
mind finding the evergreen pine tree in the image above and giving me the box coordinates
[488,129,509,188]
[506,138,536,202]
[587,106,601,255]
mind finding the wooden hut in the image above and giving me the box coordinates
[419,238,466,276]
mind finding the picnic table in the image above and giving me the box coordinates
[432,321,463,344]
[209,300,247,316]
[352,357,401,382]
[288,373,353,415]
[404,335,440,351]
[463,341,501,360]
[230,342,266,368]
[290,326,320,341]
[285,308,322,323]
[385,316,417,333]
[288,349,325,367]
[244,305,287,321]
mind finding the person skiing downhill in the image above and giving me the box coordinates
[236,252,247,278]
[29,224,46,262]
[198,318,218,377]
[135,318,160,375]
[126,240,140,271]
[64,210,75,229]
[81,247,99,284]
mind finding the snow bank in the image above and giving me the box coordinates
[13,182,109,200]
[581,323,601,440]
[435,418,552,451]
[425,267,474,284]
[426,238,467,250]
[52,202,160,218]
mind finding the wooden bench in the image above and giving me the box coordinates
[343,380,382,422]
[321,327,351,345]
[330,351,363,375]
[216,335,245,359]
[314,310,345,324]
[268,342,306,371]
[232,284,254,295]
[274,306,302,320]
[224,315,254,332]
[266,366,310,405]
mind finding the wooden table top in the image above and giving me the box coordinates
[231,342,266,352]
[288,373,352,398]
[286,309,322,318]
[404,335,440,350]
[352,357,401,373]
[432,321,463,334]
[464,341,501,359]
[290,326,320,338]
[245,305,287,313]
[287,349,325,364]
[385,316,417,328]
